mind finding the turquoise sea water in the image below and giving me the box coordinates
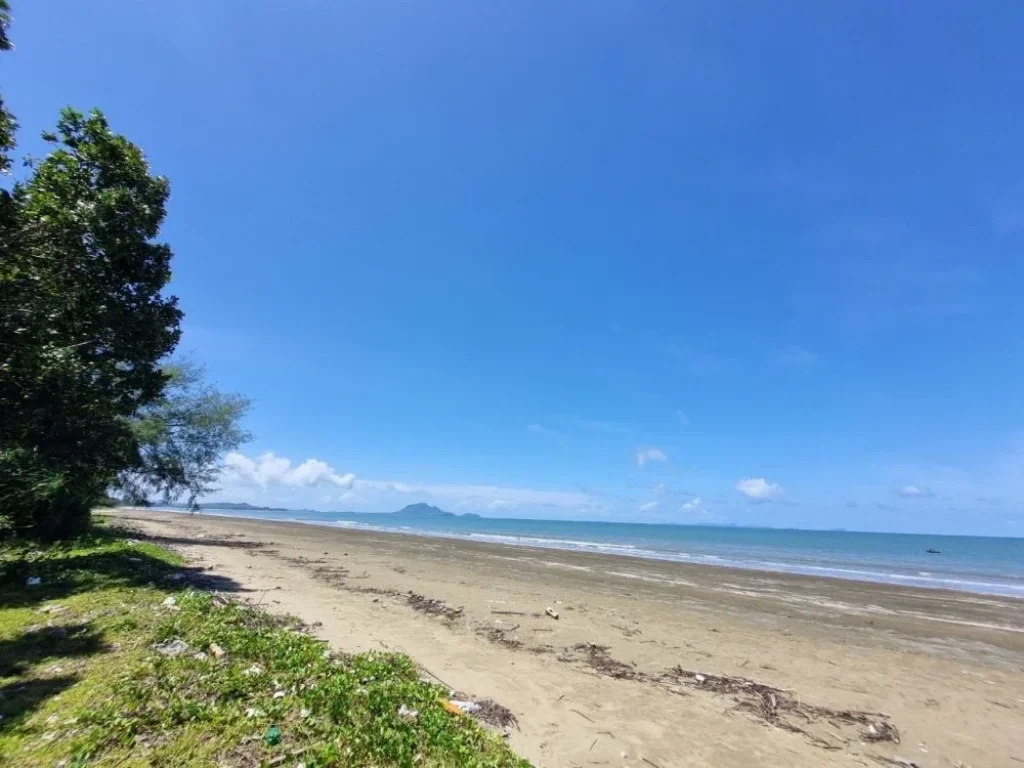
[176,508,1024,598]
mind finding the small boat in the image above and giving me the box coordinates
[925,548,941,554]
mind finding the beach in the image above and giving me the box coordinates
[111,509,1024,768]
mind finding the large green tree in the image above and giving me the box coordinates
[0,109,184,537]
[0,5,249,538]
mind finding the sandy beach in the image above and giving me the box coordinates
[109,509,1024,768]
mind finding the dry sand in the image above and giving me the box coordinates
[110,509,1024,768]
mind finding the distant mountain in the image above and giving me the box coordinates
[391,503,454,518]
[202,502,289,512]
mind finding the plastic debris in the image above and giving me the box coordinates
[154,638,189,656]
[273,690,286,699]
[447,699,481,714]
[398,704,419,721]
[545,607,559,620]
[26,576,41,587]
[162,596,177,607]
[694,674,706,683]
[209,642,226,659]
[264,725,281,746]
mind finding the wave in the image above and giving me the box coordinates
[159,508,1024,599]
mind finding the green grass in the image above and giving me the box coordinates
[0,524,530,767]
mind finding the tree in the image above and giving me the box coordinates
[116,361,252,510]
[0,109,185,537]
[0,3,251,538]
[0,108,184,538]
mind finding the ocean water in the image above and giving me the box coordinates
[176,507,1024,598]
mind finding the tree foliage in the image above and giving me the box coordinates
[0,1,15,177]
[0,108,183,537]
[0,5,250,537]
[117,361,252,510]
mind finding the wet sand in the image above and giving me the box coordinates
[110,509,1024,768]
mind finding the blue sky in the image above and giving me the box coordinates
[7,1,1024,535]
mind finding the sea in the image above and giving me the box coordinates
[166,507,1024,599]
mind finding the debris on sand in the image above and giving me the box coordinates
[472,699,518,729]
[545,607,559,620]
[407,593,464,622]
[446,694,519,729]
[479,625,523,649]
[447,699,480,714]
[571,643,636,680]
[864,722,901,743]
[660,666,899,749]
[871,758,920,768]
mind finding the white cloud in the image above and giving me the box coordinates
[776,346,819,367]
[652,483,667,494]
[222,452,355,489]
[674,410,690,427]
[896,484,933,499]
[638,501,660,512]
[635,447,668,468]
[736,477,784,501]
[679,496,702,511]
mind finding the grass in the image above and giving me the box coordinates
[0,524,530,767]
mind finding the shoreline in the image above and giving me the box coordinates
[150,506,1024,599]
[110,508,1024,768]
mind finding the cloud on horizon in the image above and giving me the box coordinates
[736,477,784,501]
[214,458,607,519]
[222,452,355,489]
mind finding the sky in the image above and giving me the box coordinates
[6,1,1024,535]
